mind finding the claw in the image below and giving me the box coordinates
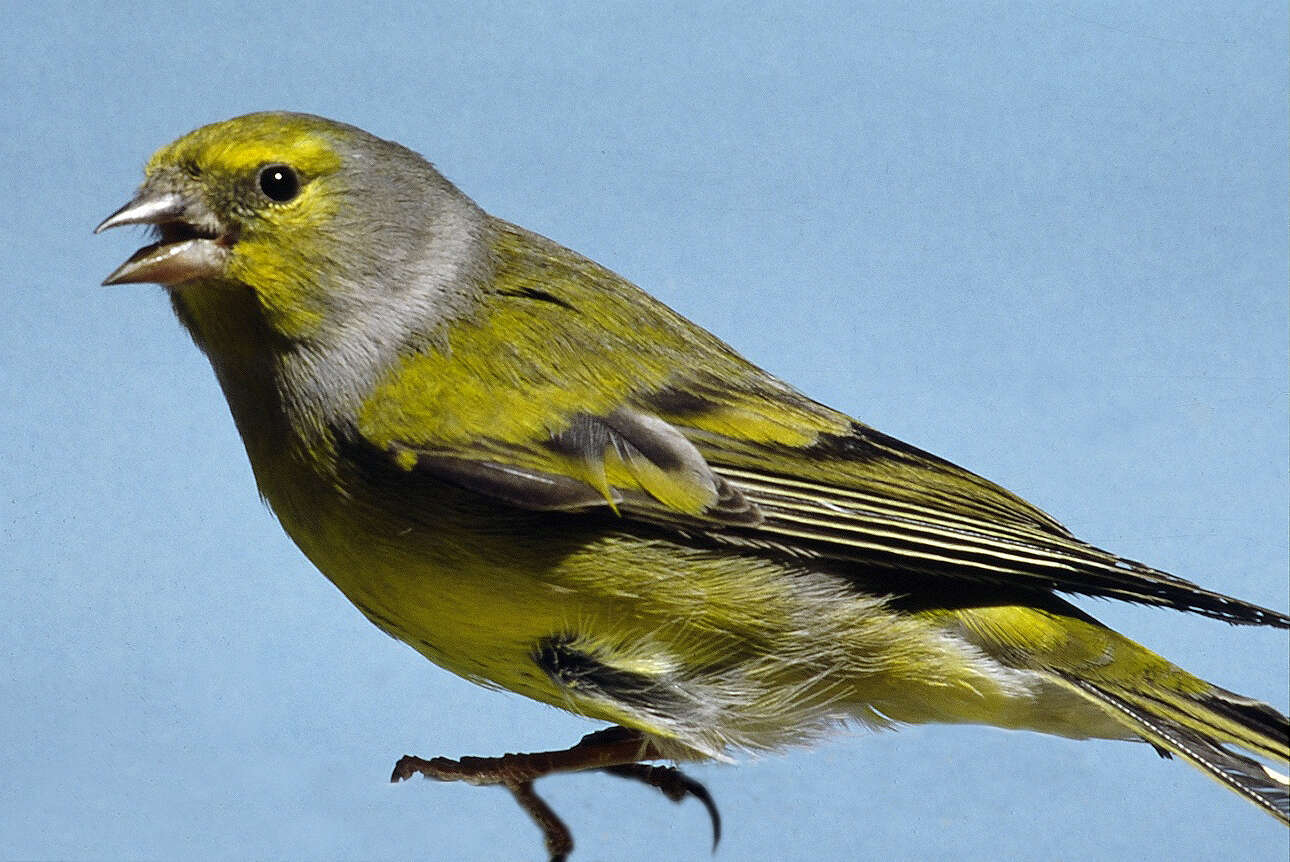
[602,763,722,850]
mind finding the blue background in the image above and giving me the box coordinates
[4,2,1287,859]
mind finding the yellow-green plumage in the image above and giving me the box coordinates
[98,112,1289,831]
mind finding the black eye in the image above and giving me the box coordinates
[258,164,299,202]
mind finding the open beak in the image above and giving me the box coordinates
[96,190,231,286]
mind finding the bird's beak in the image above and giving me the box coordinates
[96,189,231,286]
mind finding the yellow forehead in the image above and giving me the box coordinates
[146,112,344,179]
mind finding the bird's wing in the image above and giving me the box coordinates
[355,364,1288,629]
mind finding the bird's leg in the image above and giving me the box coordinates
[391,725,720,861]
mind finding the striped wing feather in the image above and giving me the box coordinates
[683,422,1289,628]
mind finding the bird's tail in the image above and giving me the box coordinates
[1060,674,1289,824]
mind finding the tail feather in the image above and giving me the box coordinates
[1192,687,1290,763]
[1061,675,1290,824]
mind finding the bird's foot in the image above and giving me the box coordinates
[391,725,720,861]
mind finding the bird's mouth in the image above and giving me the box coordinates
[96,191,233,286]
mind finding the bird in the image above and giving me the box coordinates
[97,111,1289,860]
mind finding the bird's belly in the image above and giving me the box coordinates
[282,507,585,707]
[268,479,1129,754]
